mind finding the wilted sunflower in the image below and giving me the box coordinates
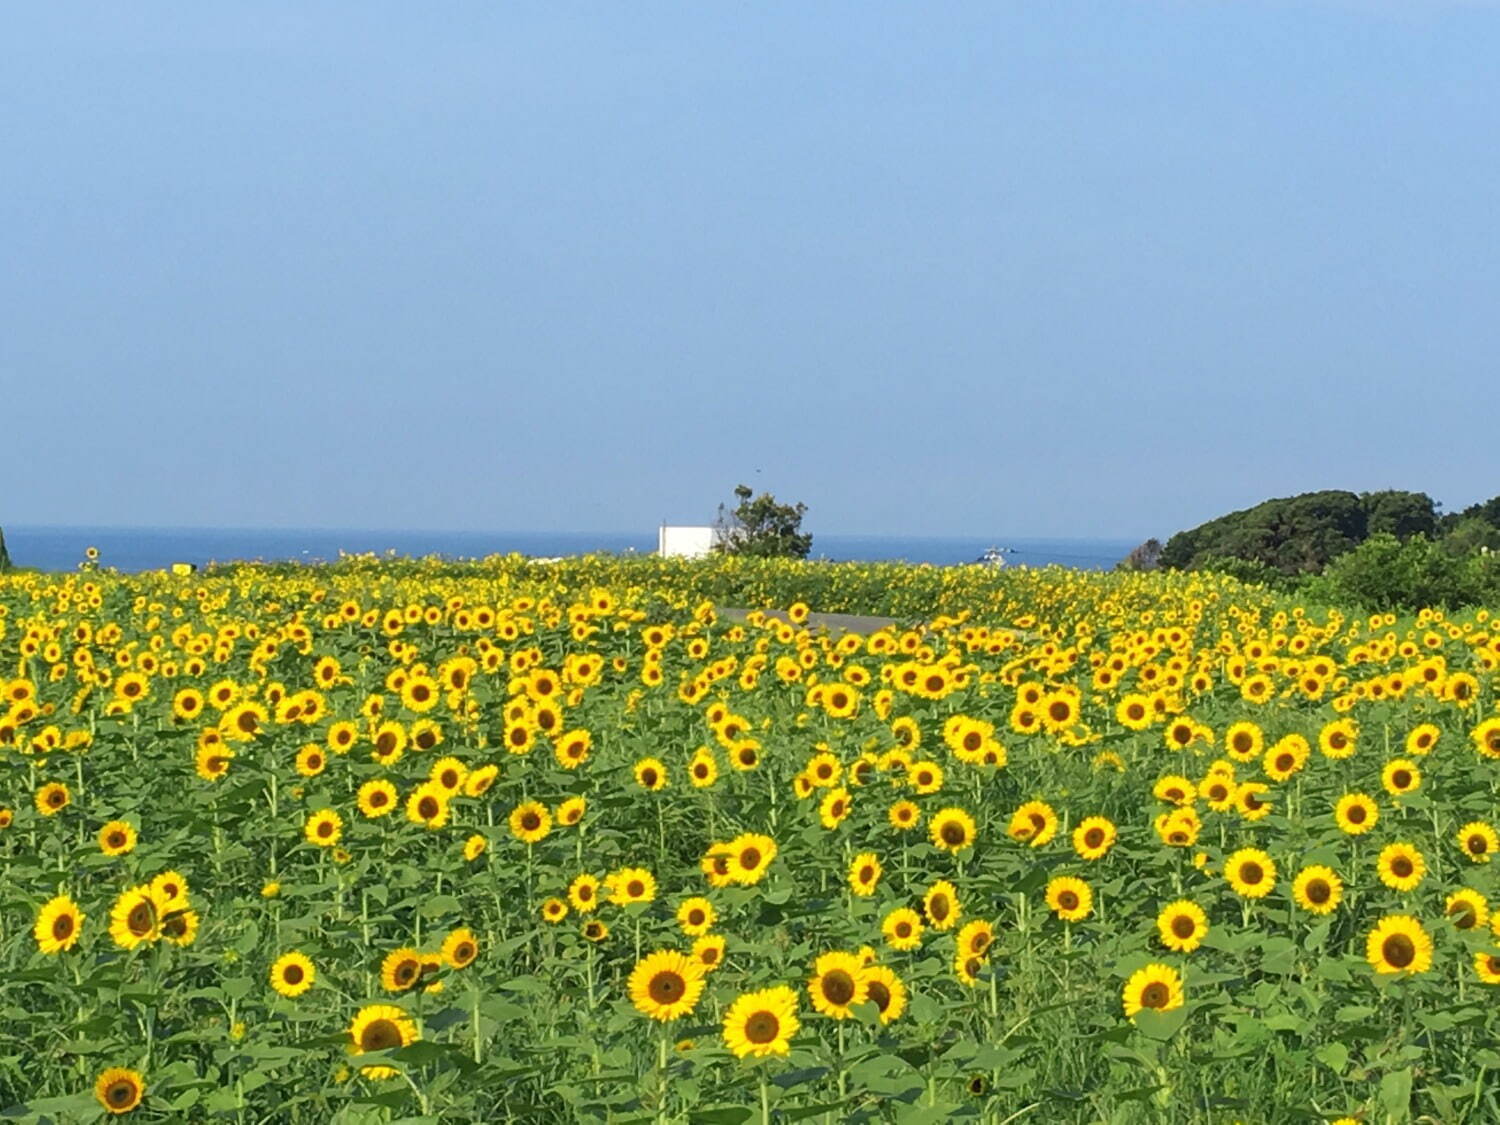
[1365,915,1432,975]
[863,964,907,1025]
[98,820,137,857]
[1156,900,1208,953]
[1122,964,1184,1018]
[923,880,961,931]
[581,919,610,943]
[1225,848,1277,899]
[509,802,551,844]
[808,950,868,1019]
[348,1003,419,1079]
[270,952,315,998]
[34,893,85,954]
[1045,876,1093,922]
[94,1067,145,1115]
[1376,842,1426,892]
[1292,866,1343,915]
[882,907,924,950]
[722,985,799,1058]
[628,950,705,1021]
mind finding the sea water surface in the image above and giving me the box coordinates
[3,526,1138,574]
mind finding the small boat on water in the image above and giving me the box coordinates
[974,546,1013,567]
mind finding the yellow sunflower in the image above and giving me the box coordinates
[1156,900,1208,953]
[1224,848,1277,899]
[1376,842,1426,892]
[348,1003,420,1079]
[34,893,85,954]
[94,1067,146,1115]
[1122,963,1184,1018]
[1044,876,1093,922]
[722,985,800,1058]
[1365,915,1432,975]
[1292,866,1342,915]
[807,950,868,1019]
[628,950,705,1021]
[270,952,316,998]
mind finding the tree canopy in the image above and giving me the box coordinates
[713,485,812,559]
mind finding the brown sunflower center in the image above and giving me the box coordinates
[361,1018,402,1051]
[1382,933,1416,969]
[649,971,686,1004]
[1171,915,1195,938]
[1140,982,1170,1009]
[745,1010,780,1044]
[821,970,856,1006]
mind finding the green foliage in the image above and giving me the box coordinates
[1187,554,1296,592]
[1158,489,1440,578]
[713,484,813,560]
[1300,533,1500,612]
[0,527,10,572]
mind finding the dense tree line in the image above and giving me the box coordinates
[1121,489,1500,611]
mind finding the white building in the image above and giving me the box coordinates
[658,525,720,559]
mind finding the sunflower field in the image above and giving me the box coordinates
[3,553,1500,1123]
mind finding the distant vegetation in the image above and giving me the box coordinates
[1125,489,1500,611]
[713,485,813,560]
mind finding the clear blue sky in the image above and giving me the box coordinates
[4,3,1498,540]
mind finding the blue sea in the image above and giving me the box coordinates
[2,526,1137,574]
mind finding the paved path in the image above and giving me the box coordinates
[718,607,898,635]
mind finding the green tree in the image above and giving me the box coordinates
[713,485,812,559]
[0,527,10,572]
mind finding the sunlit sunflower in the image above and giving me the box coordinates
[1225,848,1277,899]
[1318,718,1358,759]
[882,907,924,951]
[94,1067,145,1115]
[1457,821,1499,863]
[406,782,450,830]
[357,779,399,819]
[1007,800,1058,847]
[304,808,343,848]
[568,873,601,914]
[727,833,777,885]
[628,950,705,1021]
[1122,964,1184,1018]
[98,820,137,857]
[1072,816,1116,861]
[34,893,85,954]
[677,896,716,936]
[1044,876,1093,922]
[509,801,551,844]
[693,934,727,973]
[722,985,800,1058]
[1334,793,1378,836]
[35,782,70,817]
[270,952,315,998]
[1435,885,1487,937]
[1381,758,1421,797]
[808,950,868,1019]
[929,807,977,853]
[441,927,479,969]
[380,948,423,993]
[1156,900,1208,953]
[1474,951,1500,985]
[1365,915,1432,975]
[923,880,961,931]
[195,743,234,782]
[846,852,882,897]
[863,964,907,1025]
[888,800,921,832]
[608,866,657,906]
[1292,865,1343,915]
[1376,842,1426,892]
[957,919,995,960]
[348,1003,419,1079]
[108,885,161,950]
